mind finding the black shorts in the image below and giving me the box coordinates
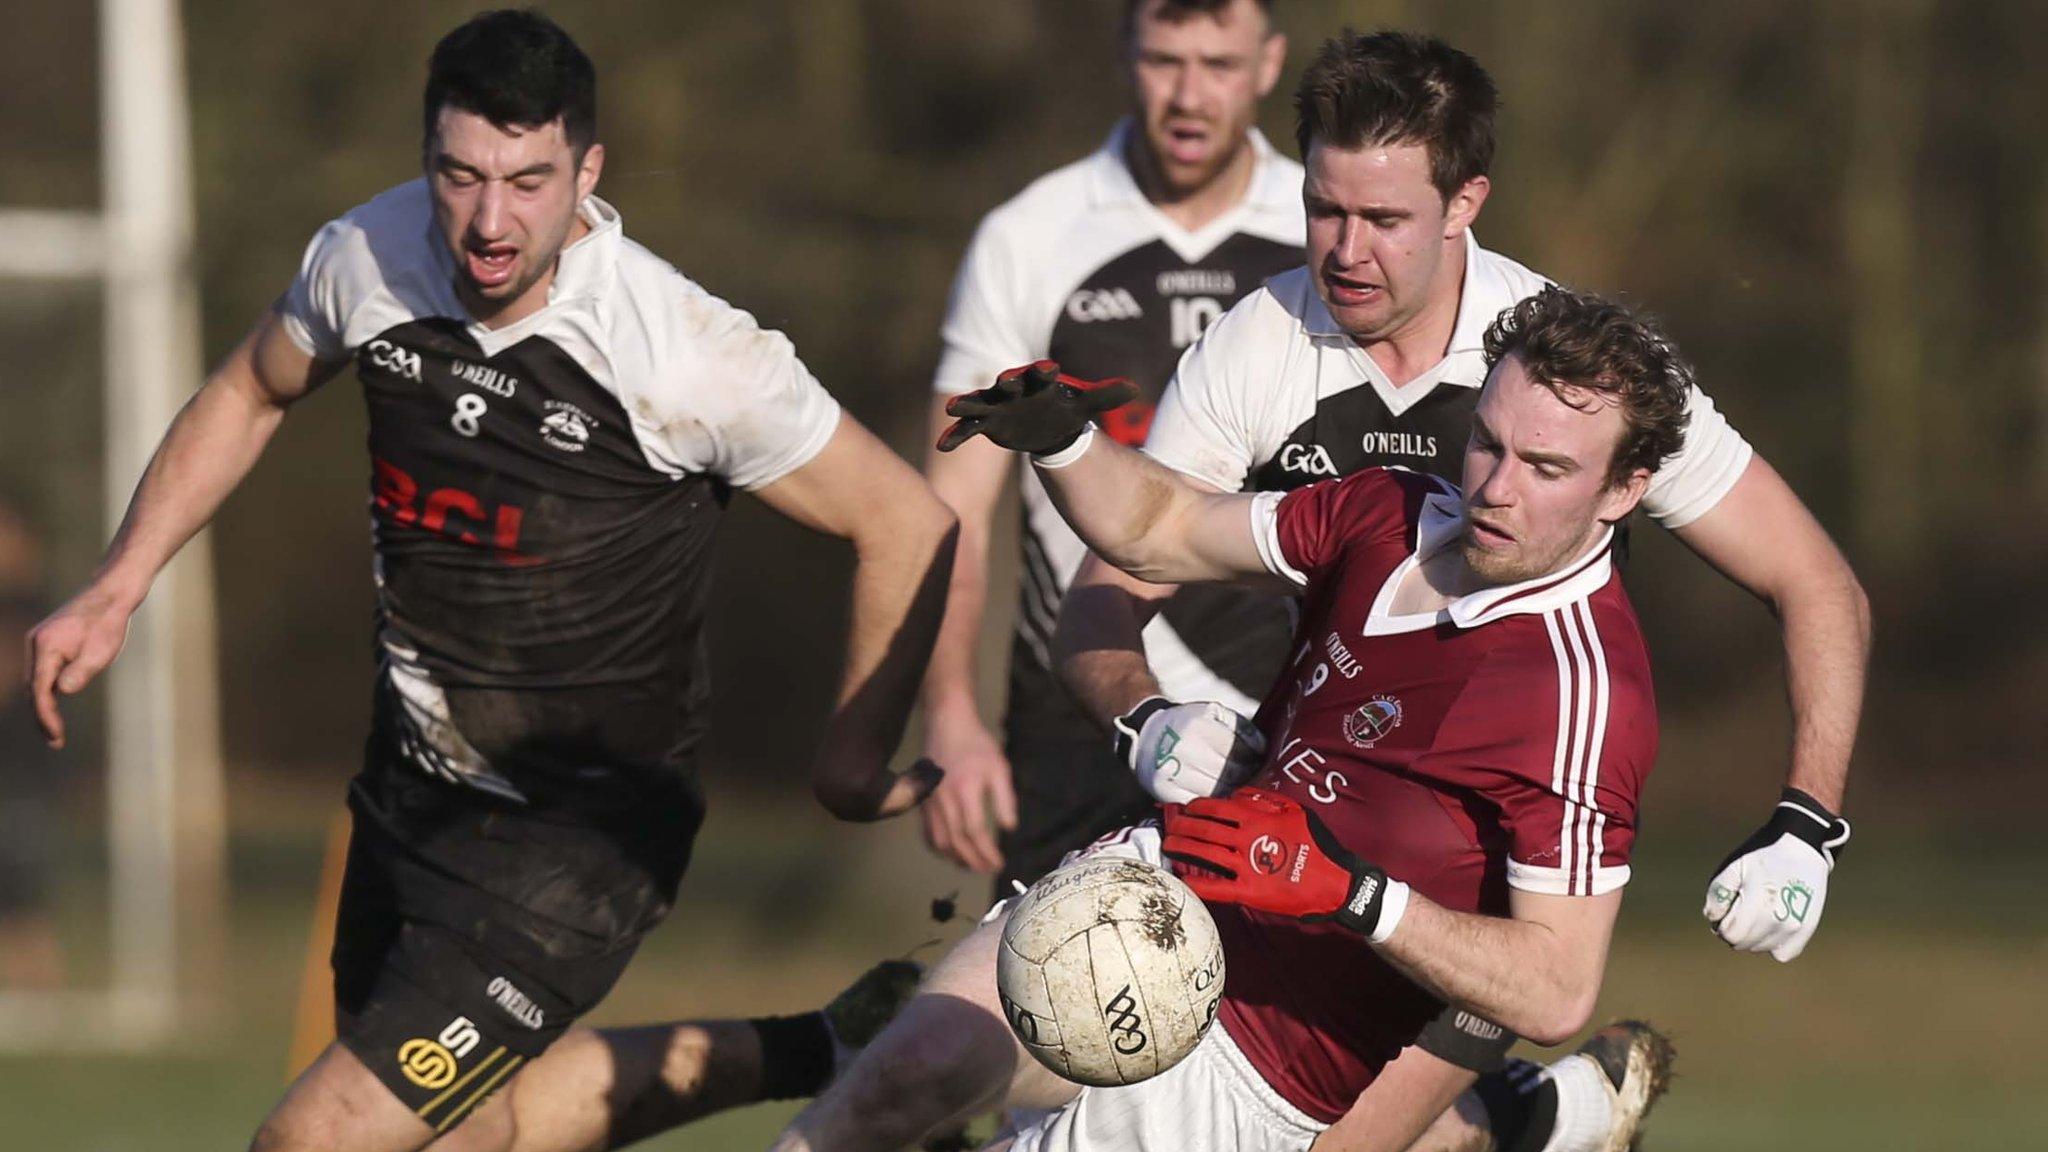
[995,656,1157,897]
[331,753,704,1132]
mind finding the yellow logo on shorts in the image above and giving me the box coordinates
[397,1038,459,1089]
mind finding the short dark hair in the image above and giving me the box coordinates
[424,9,596,155]
[1482,286,1693,487]
[1121,0,1275,41]
[1293,29,1496,200]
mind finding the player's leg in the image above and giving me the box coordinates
[1408,1021,1677,1152]
[428,960,922,1152]
[250,1040,435,1152]
[772,911,1077,1152]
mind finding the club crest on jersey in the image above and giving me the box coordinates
[539,400,597,452]
[1342,695,1403,748]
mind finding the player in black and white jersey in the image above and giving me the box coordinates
[918,0,1302,894]
[1052,30,1870,1152]
[26,13,953,1152]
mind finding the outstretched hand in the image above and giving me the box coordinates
[936,361,1138,455]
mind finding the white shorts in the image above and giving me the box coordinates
[1001,823,1328,1151]
[1008,1020,1326,1152]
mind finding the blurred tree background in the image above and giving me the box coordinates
[0,2,2041,1148]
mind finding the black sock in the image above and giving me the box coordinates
[1475,1060,1559,1152]
[750,1012,835,1100]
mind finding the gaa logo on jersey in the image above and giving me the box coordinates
[1342,695,1403,748]
[539,400,597,452]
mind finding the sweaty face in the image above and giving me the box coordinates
[427,108,603,327]
[1304,141,1459,343]
[1125,0,1282,198]
[1457,355,1648,586]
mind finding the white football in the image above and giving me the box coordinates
[996,856,1225,1087]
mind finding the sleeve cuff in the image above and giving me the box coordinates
[1506,859,1632,897]
[733,403,842,491]
[1249,490,1306,587]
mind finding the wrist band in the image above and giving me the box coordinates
[1112,696,1171,769]
[1031,423,1096,469]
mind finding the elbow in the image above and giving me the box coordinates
[1522,984,1601,1048]
[811,775,880,823]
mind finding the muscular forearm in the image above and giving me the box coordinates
[812,502,958,819]
[920,493,994,724]
[1030,433,1189,579]
[1374,894,1610,1047]
[1776,561,1870,811]
[1050,558,1170,730]
[94,361,290,602]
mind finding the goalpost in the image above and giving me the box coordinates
[0,0,226,1050]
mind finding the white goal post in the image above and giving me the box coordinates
[0,0,225,1050]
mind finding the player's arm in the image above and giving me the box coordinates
[939,363,1284,587]
[1669,455,1866,960]
[28,308,340,747]
[915,393,1017,872]
[1164,790,1619,1046]
[752,414,958,822]
[1312,1047,1479,1152]
[1672,455,1868,811]
[1053,535,1201,730]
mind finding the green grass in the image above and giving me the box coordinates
[2,796,2040,1151]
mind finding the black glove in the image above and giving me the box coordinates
[936,360,1138,455]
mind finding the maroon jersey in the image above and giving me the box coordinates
[1218,468,1659,1122]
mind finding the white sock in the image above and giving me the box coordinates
[1536,1054,1616,1152]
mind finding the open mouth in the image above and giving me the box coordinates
[1467,518,1515,548]
[465,243,518,290]
[1161,121,1211,164]
[1322,271,1383,308]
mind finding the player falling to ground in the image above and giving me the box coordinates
[1041,28,1864,1150]
[25,12,954,1152]
[778,285,1694,1152]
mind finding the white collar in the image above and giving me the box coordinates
[1363,492,1617,635]
[1084,119,1295,261]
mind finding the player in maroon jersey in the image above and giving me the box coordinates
[765,285,1692,1152]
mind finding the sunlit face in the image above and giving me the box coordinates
[426,107,604,326]
[1303,140,1485,343]
[1458,354,1650,586]
[1125,0,1285,198]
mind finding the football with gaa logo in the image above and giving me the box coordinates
[996,856,1225,1086]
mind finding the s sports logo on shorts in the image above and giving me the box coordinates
[398,1016,482,1088]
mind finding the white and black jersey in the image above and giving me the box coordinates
[280,180,841,806]
[934,122,1306,719]
[1146,244,1755,524]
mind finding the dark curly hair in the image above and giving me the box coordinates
[1482,286,1693,487]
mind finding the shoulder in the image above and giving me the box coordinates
[309,179,436,273]
[1278,466,1433,558]
[971,149,1105,252]
[1193,267,1316,360]
[1468,240,1554,308]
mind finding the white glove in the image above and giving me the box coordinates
[1703,788,1851,962]
[1112,697,1267,805]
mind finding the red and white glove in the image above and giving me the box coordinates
[1160,789,1409,944]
